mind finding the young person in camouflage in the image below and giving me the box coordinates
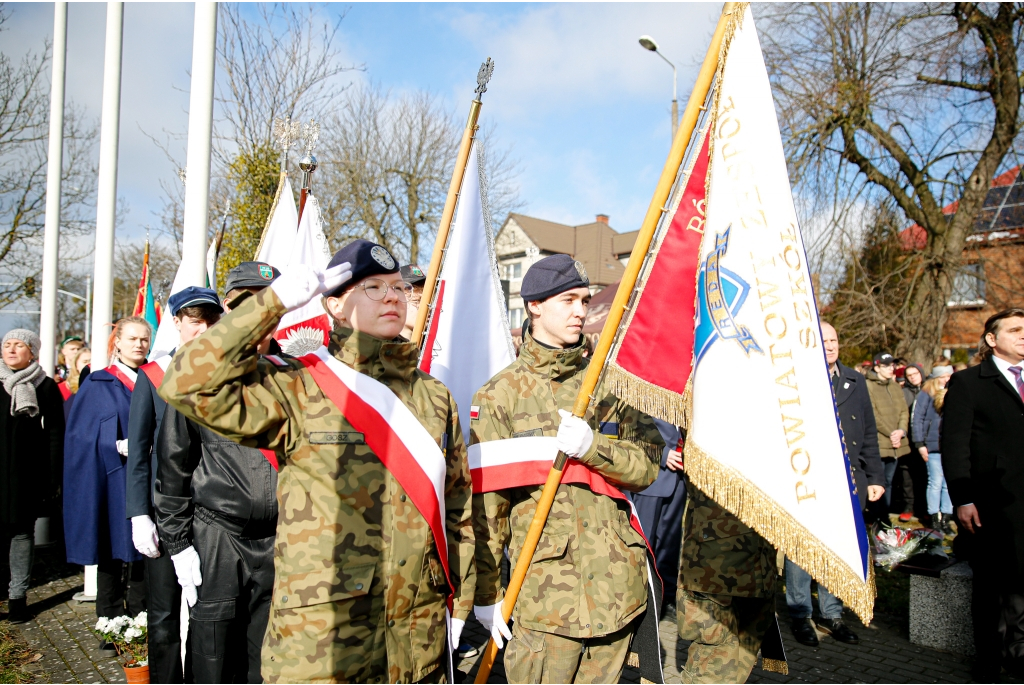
[159,240,475,683]
[676,484,777,683]
[470,254,664,684]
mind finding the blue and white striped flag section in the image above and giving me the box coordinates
[685,4,873,622]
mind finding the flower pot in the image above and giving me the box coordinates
[123,664,149,684]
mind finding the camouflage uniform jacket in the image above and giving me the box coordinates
[679,481,776,598]
[471,327,663,639]
[159,288,475,683]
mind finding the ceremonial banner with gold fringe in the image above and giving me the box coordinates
[684,4,874,622]
[604,108,711,429]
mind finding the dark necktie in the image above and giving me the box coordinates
[831,369,840,397]
[1010,366,1024,403]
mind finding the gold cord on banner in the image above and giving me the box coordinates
[252,171,287,259]
[683,438,876,624]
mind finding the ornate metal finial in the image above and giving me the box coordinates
[475,58,495,96]
[274,117,302,153]
[177,167,187,186]
[301,118,320,157]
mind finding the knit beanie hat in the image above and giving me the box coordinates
[2,329,40,359]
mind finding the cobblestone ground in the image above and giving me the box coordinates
[0,545,1009,684]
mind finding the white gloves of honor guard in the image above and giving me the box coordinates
[556,409,594,459]
[474,602,512,648]
[450,618,465,653]
[171,546,203,607]
[270,262,353,311]
[116,439,129,457]
[131,515,160,559]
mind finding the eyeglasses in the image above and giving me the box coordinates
[350,278,416,303]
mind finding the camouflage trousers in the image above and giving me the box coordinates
[504,621,634,684]
[677,590,773,684]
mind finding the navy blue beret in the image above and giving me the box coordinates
[326,239,399,297]
[520,254,590,302]
[168,286,222,316]
[224,262,280,294]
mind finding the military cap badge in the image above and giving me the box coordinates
[371,246,396,269]
[259,264,274,280]
[574,260,588,281]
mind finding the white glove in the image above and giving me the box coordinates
[131,515,160,559]
[270,262,353,311]
[450,617,465,651]
[116,439,129,457]
[555,409,594,459]
[171,546,203,607]
[474,602,512,649]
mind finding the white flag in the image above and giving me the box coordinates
[275,192,332,356]
[421,142,515,429]
[255,175,298,267]
[685,6,873,621]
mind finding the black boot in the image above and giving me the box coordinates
[932,512,943,531]
[817,617,860,644]
[7,597,28,624]
[791,618,819,647]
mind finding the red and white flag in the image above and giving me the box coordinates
[420,142,515,428]
[274,193,332,355]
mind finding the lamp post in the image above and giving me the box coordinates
[639,34,677,141]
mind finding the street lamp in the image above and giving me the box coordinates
[638,34,678,141]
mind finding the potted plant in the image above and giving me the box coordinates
[93,612,149,683]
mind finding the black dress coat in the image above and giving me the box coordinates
[0,374,66,529]
[942,355,1024,588]
[834,362,884,510]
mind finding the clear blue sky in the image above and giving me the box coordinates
[3,2,720,248]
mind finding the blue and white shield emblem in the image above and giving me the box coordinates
[694,226,763,367]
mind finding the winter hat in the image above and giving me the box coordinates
[3,329,40,359]
[928,365,954,379]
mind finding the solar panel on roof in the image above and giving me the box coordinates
[973,169,1024,233]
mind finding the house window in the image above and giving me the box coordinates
[509,307,525,329]
[504,262,522,280]
[947,263,986,307]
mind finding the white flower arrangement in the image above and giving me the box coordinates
[93,611,148,667]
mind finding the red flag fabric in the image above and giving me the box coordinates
[604,125,710,427]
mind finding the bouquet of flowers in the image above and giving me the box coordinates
[94,612,148,667]
[873,524,944,570]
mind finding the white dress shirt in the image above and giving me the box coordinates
[991,353,1024,393]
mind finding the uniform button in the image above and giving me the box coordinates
[586,624,590,628]
[587,573,593,580]
[597,623,603,630]
[582,521,589,528]
[399,559,406,566]
[355,583,363,591]
[388,620,395,628]
[852,441,857,446]
[281,596,288,603]
[400,494,407,502]
[703,533,709,540]
[852,415,856,419]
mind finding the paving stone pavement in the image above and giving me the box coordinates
[2,545,1006,684]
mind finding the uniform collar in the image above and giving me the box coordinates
[328,326,419,381]
[518,323,585,379]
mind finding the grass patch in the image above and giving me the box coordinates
[874,569,910,620]
[0,620,37,683]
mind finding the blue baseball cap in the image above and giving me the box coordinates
[168,286,223,316]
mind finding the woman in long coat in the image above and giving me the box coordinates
[0,329,65,623]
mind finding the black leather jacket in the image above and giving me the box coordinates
[154,404,278,555]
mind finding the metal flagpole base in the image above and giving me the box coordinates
[74,565,98,602]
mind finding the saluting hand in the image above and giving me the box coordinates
[271,262,354,311]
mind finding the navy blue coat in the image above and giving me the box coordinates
[63,368,141,565]
[912,391,941,454]
[834,362,884,510]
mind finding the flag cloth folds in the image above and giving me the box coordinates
[274,191,332,355]
[255,174,298,265]
[604,115,711,427]
[683,5,873,621]
[419,141,515,429]
[132,241,160,333]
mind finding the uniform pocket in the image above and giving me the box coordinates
[273,563,375,609]
[530,528,570,562]
[191,597,236,621]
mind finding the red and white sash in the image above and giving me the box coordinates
[297,347,452,593]
[106,363,137,392]
[140,354,171,388]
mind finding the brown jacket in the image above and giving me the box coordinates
[865,370,910,458]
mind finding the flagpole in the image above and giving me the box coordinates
[410,58,494,348]
[472,5,737,682]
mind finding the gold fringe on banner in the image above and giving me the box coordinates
[604,363,690,429]
[252,171,287,259]
[761,658,789,675]
[683,438,876,624]
[627,652,640,669]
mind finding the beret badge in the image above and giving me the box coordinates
[259,264,274,280]
[574,260,588,281]
[371,246,396,270]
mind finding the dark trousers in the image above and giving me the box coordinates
[633,474,687,603]
[190,517,274,684]
[146,549,185,684]
[972,565,1024,678]
[96,557,146,619]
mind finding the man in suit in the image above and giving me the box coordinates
[785,322,884,647]
[942,308,1024,679]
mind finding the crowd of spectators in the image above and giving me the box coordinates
[0,299,1021,681]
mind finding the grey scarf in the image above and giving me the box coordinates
[0,361,47,417]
